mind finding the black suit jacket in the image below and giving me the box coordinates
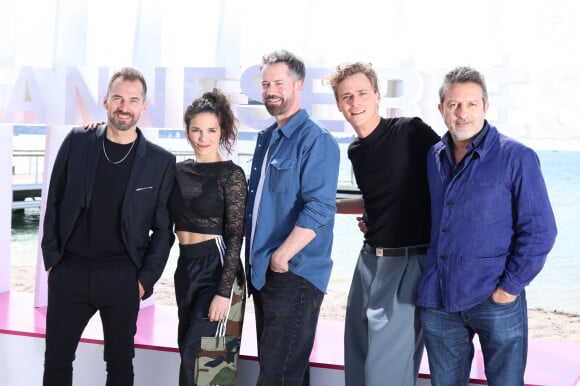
[41,125,176,299]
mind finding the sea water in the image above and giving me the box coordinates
[9,149,580,313]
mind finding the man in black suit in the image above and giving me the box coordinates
[41,67,176,386]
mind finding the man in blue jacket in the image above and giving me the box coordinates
[42,67,176,386]
[417,66,557,385]
[244,49,340,386]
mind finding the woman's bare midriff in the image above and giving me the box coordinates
[176,231,220,245]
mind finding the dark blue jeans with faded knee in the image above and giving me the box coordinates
[420,291,528,386]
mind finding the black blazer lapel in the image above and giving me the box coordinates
[121,128,146,215]
[84,125,105,208]
[120,128,148,262]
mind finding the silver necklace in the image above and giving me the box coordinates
[102,139,136,165]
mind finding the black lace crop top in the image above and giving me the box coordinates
[170,159,247,297]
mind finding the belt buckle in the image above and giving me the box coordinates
[376,248,383,257]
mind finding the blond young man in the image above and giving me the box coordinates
[329,62,439,386]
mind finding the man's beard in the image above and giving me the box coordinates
[264,96,289,117]
[109,110,137,131]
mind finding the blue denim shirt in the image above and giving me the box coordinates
[417,122,557,312]
[245,109,340,293]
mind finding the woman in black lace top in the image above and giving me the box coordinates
[169,89,247,386]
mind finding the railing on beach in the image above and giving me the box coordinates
[12,150,44,210]
[12,150,44,186]
[11,150,360,210]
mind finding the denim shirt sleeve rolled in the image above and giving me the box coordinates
[417,123,557,312]
[244,109,340,294]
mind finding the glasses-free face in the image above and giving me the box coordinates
[261,62,303,122]
[335,72,381,138]
[439,81,489,146]
[103,79,147,132]
[187,112,222,162]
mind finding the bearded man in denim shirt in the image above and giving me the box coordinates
[417,66,557,386]
[245,49,340,386]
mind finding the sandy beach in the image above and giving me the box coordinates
[10,265,580,342]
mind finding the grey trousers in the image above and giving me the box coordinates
[344,246,426,386]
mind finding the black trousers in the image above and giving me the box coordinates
[43,254,140,386]
[174,240,224,386]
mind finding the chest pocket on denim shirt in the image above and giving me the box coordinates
[269,158,296,193]
[463,180,506,222]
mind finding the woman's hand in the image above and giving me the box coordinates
[208,295,230,322]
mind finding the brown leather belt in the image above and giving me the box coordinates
[363,243,428,257]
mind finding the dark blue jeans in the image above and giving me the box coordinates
[420,292,528,386]
[253,269,324,386]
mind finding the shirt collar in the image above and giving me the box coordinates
[467,120,490,151]
[441,120,490,164]
[274,108,309,139]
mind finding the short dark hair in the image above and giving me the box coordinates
[439,66,488,104]
[107,67,147,99]
[183,88,238,154]
[260,49,305,81]
[326,62,379,100]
